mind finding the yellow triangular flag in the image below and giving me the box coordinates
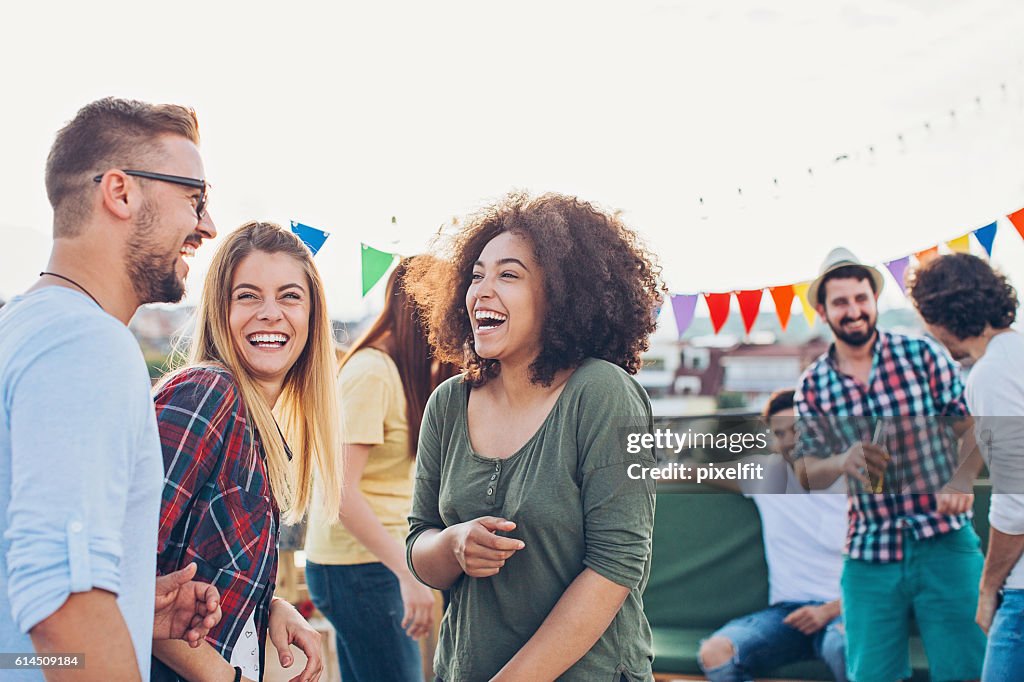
[792,281,816,324]
[946,234,971,254]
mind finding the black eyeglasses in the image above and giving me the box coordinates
[93,169,209,221]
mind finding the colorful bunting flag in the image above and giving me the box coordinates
[736,289,763,335]
[973,222,998,257]
[670,294,698,338]
[946,234,970,254]
[651,301,663,325]
[885,256,911,295]
[663,212,1012,336]
[290,221,329,256]
[792,282,816,324]
[915,246,939,264]
[361,243,399,296]
[769,285,795,331]
[1008,208,1024,241]
[704,293,732,334]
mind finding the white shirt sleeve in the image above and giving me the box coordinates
[967,351,1024,537]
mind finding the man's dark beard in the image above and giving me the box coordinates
[828,314,876,347]
[126,202,186,305]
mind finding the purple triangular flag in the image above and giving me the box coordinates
[885,256,910,295]
[974,222,998,257]
[671,294,698,338]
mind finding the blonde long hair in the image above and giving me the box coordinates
[169,221,342,524]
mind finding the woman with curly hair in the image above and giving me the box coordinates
[151,221,342,682]
[405,192,665,681]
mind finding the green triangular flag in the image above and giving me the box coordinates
[361,243,398,296]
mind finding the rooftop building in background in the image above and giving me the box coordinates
[672,338,830,410]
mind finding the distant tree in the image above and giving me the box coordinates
[144,350,171,382]
[717,391,747,410]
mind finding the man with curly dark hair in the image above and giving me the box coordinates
[908,252,1018,359]
[404,192,665,681]
[910,253,1024,680]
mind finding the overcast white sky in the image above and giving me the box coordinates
[2,0,1023,325]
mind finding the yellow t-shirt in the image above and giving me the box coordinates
[304,347,415,565]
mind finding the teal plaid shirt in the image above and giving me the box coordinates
[793,331,971,562]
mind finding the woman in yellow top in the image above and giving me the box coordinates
[305,257,454,682]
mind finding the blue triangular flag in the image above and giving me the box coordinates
[973,221,998,257]
[290,221,330,256]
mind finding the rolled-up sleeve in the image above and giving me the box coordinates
[576,371,656,590]
[580,462,655,589]
[5,324,145,633]
[793,378,831,460]
[991,494,1024,536]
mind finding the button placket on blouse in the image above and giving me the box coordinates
[486,461,501,503]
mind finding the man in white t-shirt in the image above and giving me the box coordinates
[910,252,1024,681]
[697,389,849,682]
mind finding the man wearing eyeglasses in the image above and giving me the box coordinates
[0,98,219,680]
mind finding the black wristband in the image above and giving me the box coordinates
[233,666,242,682]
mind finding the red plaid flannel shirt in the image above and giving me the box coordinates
[154,366,279,667]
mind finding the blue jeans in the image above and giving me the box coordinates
[982,589,1024,682]
[700,602,847,682]
[305,561,423,682]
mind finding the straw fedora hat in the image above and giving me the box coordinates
[805,247,885,309]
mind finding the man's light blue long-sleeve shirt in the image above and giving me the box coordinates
[0,287,162,679]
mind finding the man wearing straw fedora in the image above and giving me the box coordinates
[791,247,986,682]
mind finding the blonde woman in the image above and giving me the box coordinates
[151,221,342,682]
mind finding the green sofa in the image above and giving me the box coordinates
[645,482,992,680]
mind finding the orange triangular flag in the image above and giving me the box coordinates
[704,293,731,334]
[736,289,763,335]
[769,285,795,331]
[792,282,816,324]
[1008,208,1024,241]
[915,246,939,264]
[946,235,970,254]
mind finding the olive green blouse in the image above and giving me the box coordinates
[407,358,657,681]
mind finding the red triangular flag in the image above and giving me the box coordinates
[1008,208,1024,241]
[769,285,795,331]
[704,292,731,334]
[736,289,763,335]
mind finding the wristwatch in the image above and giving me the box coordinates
[233,666,242,682]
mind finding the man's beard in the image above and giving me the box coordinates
[828,313,877,347]
[126,201,186,305]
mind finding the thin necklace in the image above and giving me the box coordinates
[38,271,102,309]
